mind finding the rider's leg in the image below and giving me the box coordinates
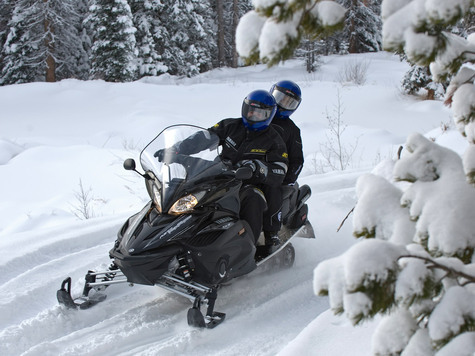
[262,185,283,251]
[239,185,267,244]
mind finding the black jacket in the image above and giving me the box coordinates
[173,119,288,187]
[209,118,289,187]
[272,117,304,184]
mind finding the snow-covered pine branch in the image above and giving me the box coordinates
[235,0,346,66]
[314,2,475,352]
[382,0,475,183]
[316,129,475,353]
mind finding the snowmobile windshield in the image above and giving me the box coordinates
[140,125,225,213]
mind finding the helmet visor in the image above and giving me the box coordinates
[272,87,301,111]
[242,99,274,123]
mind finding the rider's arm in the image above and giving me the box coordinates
[246,137,288,187]
[174,130,218,155]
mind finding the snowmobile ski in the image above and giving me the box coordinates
[57,277,108,310]
[57,268,127,310]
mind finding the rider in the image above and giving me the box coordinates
[157,90,288,254]
[208,90,288,254]
[270,80,304,185]
[264,80,304,242]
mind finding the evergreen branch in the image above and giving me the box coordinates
[399,255,475,285]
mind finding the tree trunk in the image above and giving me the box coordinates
[231,0,239,68]
[348,0,358,54]
[44,0,55,82]
[216,0,225,67]
[426,88,435,100]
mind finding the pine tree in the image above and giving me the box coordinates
[74,0,92,80]
[401,8,473,102]
[0,1,13,57]
[343,0,382,53]
[400,54,447,100]
[129,0,167,77]
[401,64,436,98]
[217,0,252,68]
[295,36,322,73]
[0,0,12,76]
[157,0,215,77]
[87,0,138,82]
[1,0,86,85]
[320,0,382,55]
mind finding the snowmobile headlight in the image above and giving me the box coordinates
[168,191,205,215]
[152,184,162,213]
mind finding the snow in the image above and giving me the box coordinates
[234,11,265,59]
[393,133,475,256]
[371,309,418,355]
[428,286,475,341]
[313,1,347,27]
[353,172,415,244]
[259,15,300,61]
[426,0,472,22]
[0,52,464,355]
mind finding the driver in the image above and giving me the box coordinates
[208,90,288,255]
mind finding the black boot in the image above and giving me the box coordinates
[264,231,281,256]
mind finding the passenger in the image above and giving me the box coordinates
[263,80,304,243]
[270,80,304,185]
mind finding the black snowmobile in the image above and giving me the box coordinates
[57,124,315,328]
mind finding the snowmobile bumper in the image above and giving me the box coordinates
[109,244,183,285]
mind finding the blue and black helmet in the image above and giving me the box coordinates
[241,90,277,131]
[270,80,302,117]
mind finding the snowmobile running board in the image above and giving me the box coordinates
[256,221,315,266]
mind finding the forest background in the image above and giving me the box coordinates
[1,0,385,85]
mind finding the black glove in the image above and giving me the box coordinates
[153,149,165,162]
[154,148,177,162]
[238,160,256,172]
[237,160,268,182]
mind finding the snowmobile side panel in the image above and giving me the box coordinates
[187,220,257,285]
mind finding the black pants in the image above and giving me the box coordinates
[262,185,282,234]
[240,185,267,244]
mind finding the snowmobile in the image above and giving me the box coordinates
[57,124,315,328]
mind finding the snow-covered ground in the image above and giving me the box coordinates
[0,52,460,355]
